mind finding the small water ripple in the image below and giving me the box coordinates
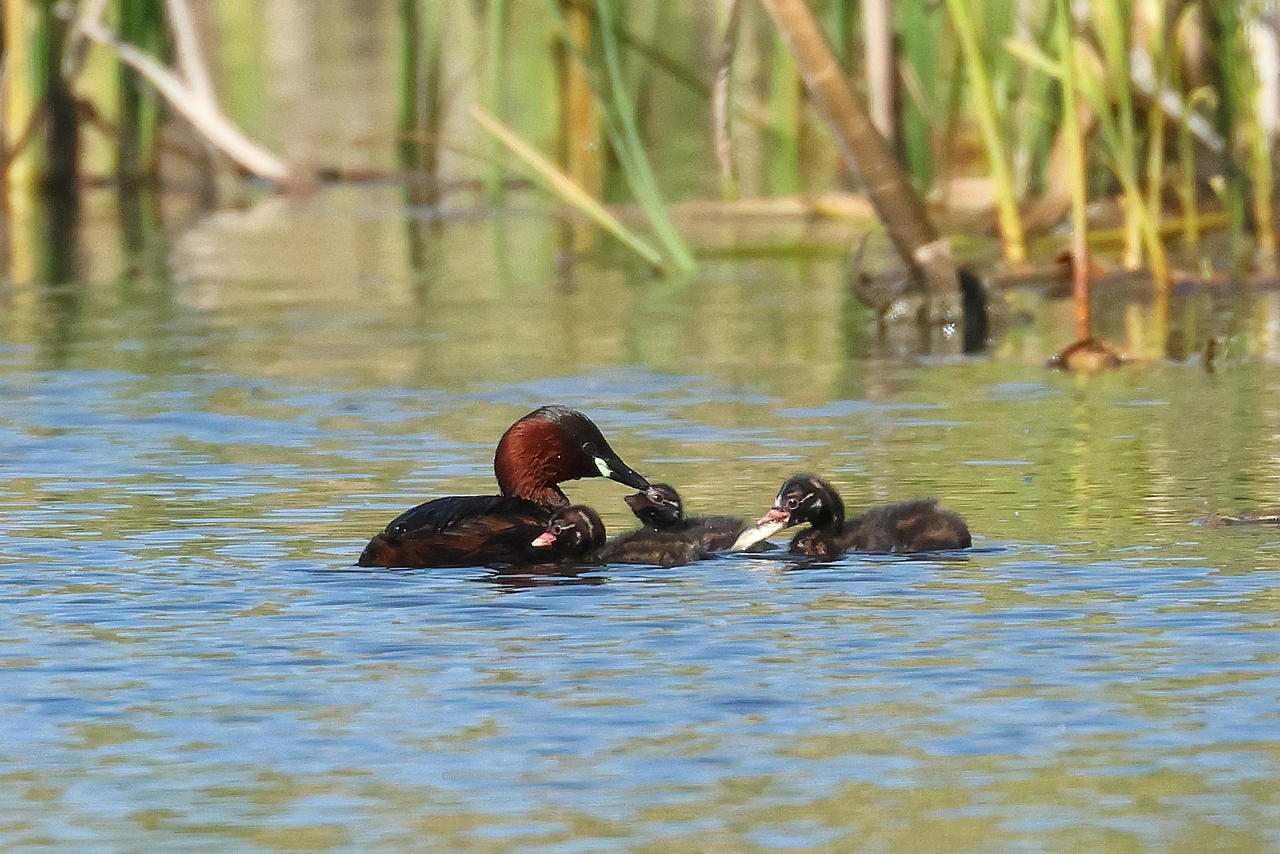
[2,360,1279,852]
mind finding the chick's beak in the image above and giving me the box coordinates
[759,507,791,526]
[531,531,557,548]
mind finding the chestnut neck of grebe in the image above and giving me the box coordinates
[493,406,650,505]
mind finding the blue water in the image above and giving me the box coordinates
[1,195,1278,851]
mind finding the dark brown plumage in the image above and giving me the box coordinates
[357,406,649,568]
[596,483,750,567]
[528,505,609,562]
[734,473,970,557]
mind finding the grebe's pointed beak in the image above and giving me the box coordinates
[595,452,650,491]
[531,531,557,548]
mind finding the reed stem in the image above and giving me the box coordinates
[592,0,697,272]
[471,104,664,268]
[942,0,1027,265]
[1057,0,1090,341]
[758,0,960,309]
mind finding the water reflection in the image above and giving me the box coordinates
[0,188,1278,852]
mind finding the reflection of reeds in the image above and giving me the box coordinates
[4,0,1279,318]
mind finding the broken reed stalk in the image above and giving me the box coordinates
[167,0,215,104]
[70,0,293,184]
[757,0,959,309]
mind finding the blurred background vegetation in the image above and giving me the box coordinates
[1,0,1278,289]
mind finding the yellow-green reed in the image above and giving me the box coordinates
[943,0,1027,265]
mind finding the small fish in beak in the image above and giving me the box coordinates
[730,507,791,551]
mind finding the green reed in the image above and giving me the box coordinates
[398,0,444,202]
[117,0,166,184]
[1227,2,1277,259]
[765,27,803,196]
[589,0,696,272]
[1176,87,1216,250]
[3,0,41,192]
[483,0,508,202]
[1206,1,1248,252]
[7,0,1279,288]
[943,0,1026,264]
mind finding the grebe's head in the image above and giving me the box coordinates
[495,406,650,504]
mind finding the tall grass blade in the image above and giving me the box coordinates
[1176,88,1216,249]
[942,0,1026,264]
[591,0,697,272]
[470,105,664,268]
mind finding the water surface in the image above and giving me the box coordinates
[1,188,1278,852]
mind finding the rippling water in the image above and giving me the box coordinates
[1,189,1278,851]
